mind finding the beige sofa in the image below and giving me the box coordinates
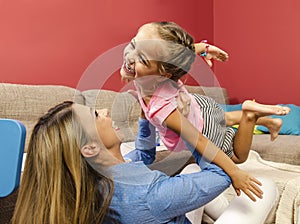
[0,82,299,224]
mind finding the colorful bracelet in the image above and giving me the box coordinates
[200,40,209,57]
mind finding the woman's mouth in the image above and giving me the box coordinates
[112,121,120,131]
[112,122,124,141]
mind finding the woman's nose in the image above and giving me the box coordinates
[97,109,110,117]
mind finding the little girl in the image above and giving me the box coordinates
[120,21,289,201]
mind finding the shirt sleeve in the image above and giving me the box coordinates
[123,117,156,165]
[146,164,231,222]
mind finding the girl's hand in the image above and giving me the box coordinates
[204,44,229,67]
[230,169,263,201]
[194,42,229,67]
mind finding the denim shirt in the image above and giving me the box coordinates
[123,117,157,165]
[108,118,231,223]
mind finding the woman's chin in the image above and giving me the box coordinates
[115,128,125,142]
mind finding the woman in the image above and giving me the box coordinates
[13,101,232,223]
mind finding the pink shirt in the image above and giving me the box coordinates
[135,79,204,152]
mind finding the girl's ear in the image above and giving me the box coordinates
[165,73,172,79]
[158,63,172,79]
[80,144,100,158]
[158,63,166,75]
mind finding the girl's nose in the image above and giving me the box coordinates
[124,46,136,64]
[126,52,136,65]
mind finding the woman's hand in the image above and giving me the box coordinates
[230,169,263,202]
[177,91,191,116]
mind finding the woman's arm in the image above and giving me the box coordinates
[164,108,263,202]
[147,163,231,222]
[125,92,191,164]
[123,117,156,165]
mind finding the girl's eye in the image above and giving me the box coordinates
[130,41,135,49]
[95,110,99,117]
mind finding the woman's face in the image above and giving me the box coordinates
[72,104,123,149]
[120,24,166,82]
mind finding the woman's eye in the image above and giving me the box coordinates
[95,110,99,117]
[138,55,147,64]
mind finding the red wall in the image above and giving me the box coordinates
[0,0,213,91]
[3,1,297,104]
[213,0,300,105]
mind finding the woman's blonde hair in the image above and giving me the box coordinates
[151,21,196,81]
[12,101,114,224]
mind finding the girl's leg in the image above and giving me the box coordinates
[224,110,243,126]
[231,110,257,163]
[255,117,283,141]
[225,111,283,141]
[214,177,278,224]
[227,101,290,163]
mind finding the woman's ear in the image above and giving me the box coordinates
[80,144,100,158]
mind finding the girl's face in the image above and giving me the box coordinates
[120,24,166,82]
[73,104,123,149]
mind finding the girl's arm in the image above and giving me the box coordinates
[164,108,263,202]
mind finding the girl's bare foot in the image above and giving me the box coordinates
[242,100,290,117]
[266,118,282,141]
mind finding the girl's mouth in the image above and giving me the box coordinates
[122,61,135,75]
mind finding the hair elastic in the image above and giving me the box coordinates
[200,40,209,57]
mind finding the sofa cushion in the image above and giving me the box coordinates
[185,85,229,104]
[257,104,300,135]
[0,83,85,152]
[251,134,300,165]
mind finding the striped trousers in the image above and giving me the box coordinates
[192,94,235,158]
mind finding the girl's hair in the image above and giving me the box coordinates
[151,21,196,81]
[12,101,114,224]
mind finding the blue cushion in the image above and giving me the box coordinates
[257,104,300,135]
[219,104,242,112]
[0,119,26,197]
